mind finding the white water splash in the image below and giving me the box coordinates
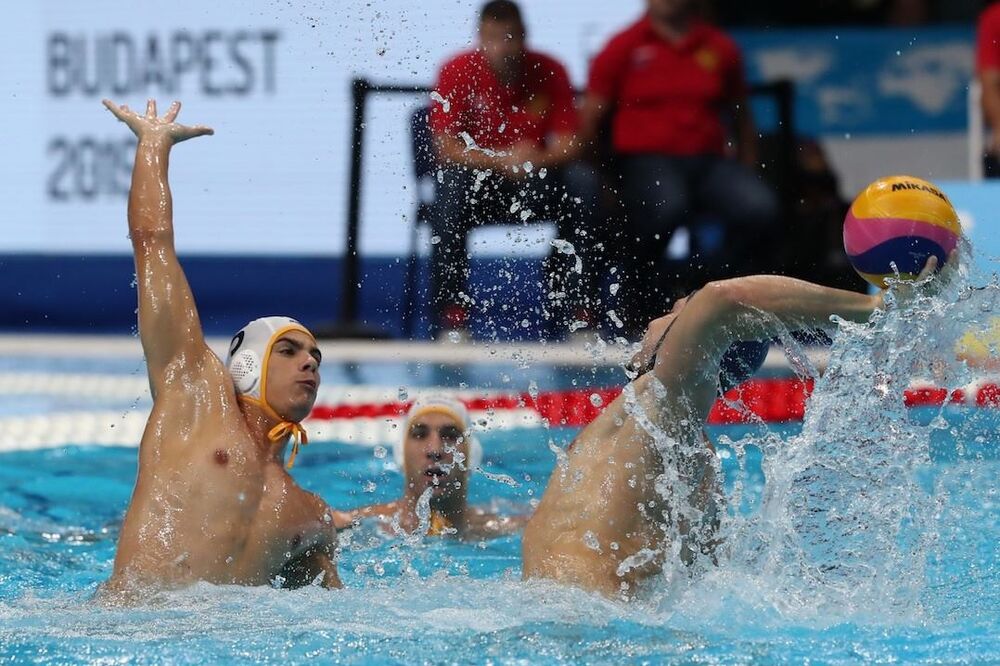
[429,90,450,113]
[550,238,582,274]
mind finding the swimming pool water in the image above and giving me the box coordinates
[1,408,997,665]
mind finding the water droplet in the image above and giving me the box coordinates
[429,90,451,113]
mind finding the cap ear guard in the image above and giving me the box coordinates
[225,316,313,403]
[228,349,261,395]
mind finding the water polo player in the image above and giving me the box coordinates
[101,99,342,598]
[335,396,527,540]
[522,265,944,598]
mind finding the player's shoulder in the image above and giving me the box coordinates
[153,345,231,401]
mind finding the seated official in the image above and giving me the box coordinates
[579,0,780,335]
[429,0,605,338]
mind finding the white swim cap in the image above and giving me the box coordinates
[226,316,317,468]
[394,395,483,473]
[226,316,314,405]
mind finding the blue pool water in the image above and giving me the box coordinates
[0,407,997,664]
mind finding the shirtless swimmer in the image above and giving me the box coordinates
[102,99,342,598]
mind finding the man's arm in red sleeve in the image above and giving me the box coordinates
[535,60,583,168]
[577,35,630,152]
[978,8,1000,155]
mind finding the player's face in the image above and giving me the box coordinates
[478,18,525,72]
[403,412,470,501]
[265,330,321,422]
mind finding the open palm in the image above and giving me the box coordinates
[103,99,213,144]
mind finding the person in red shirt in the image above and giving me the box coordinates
[429,0,603,338]
[977,1,1000,177]
[581,0,779,335]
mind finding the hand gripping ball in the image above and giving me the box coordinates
[843,175,961,288]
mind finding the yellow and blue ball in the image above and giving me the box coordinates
[843,175,961,289]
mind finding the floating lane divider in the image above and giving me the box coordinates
[1,377,998,452]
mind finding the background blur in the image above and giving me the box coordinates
[0,0,995,338]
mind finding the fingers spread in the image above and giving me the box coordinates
[102,99,127,121]
[145,98,156,118]
[918,255,939,281]
[174,124,215,143]
[164,101,181,123]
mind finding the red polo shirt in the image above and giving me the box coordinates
[588,17,747,156]
[429,49,578,150]
[977,3,1000,71]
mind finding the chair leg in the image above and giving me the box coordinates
[401,213,422,338]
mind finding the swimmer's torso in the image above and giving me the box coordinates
[523,373,721,597]
[107,354,335,592]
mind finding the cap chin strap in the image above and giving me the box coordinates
[428,511,454,536]
[239,395,309,469]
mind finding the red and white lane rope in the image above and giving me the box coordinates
[2,375,1000,452]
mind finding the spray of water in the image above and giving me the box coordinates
[624,241,997,626]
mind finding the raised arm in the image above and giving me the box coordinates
[649,275,882,418]
[104,99,214,391]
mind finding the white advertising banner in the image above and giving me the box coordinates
[0,0,641,256]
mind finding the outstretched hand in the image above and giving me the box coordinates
[879,249,959,309]
[103,99,213,145]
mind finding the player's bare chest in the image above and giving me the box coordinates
[242,484,329,567]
